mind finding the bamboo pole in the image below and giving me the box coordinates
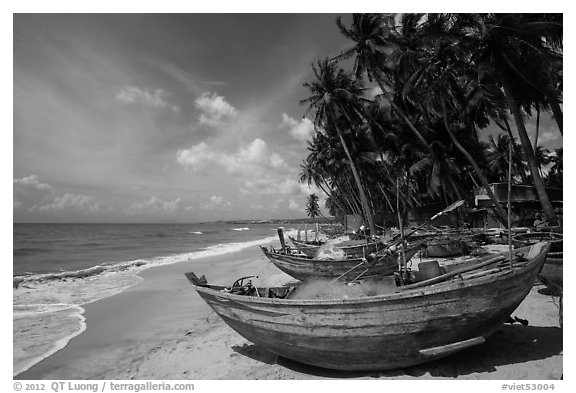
[397,179,407,283]
[508,137,513,268]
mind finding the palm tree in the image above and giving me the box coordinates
[534,146,551,178]
[546,147,562,187]
[301,59,376,235]
[390,14,510,223]
[487,134,528,183]
[409,140,464,204]
[464,13,559,222]
[334,14,429,147]
[305,194,322,218]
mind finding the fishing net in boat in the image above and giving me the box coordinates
[315,244,346,260]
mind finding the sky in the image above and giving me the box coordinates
[13,14,354,223]
[13,13,564,223]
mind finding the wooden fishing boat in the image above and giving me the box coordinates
[261,241,424,282]
[287,236,326,257]
[512,232,563,253]
[424,237,468,257]
[512,232,562,295]
[288,236,384,258]
[538,255,562,295]
[319,224,344,237]
[185,242,549,371]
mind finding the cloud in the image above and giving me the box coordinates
[14,175,54,209]
[280,113,314,142]
[116,86,179,111]
[537,129,560,144]
[288,199,300,211]
[174,142,215,170]
[195,92,237,127]
[14,175,101,214]
[126,196,181,216]
[240,178,304,196]
[32,193,100,214]
[176,138,288,176]
[200,195,232,210]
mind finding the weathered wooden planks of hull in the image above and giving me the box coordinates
[261,242,423,282]
[186,243,549,371]
[288,236,385,258]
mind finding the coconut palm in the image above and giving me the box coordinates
[487,134,528,183]
[334,13,429,147]
[301,59,376,235]
[391,14,509,223]
[464,13,559,221]
[409,140,464,204]
[305,194,322,218]
[534,146,551,178]
[546,147,562,187]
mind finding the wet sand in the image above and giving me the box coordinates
[16,245,563,380]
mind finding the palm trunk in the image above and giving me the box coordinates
[342,176,362,216]
[503,118,529,184]
[331,109,376,236]
[378,183,395,212]
[534,107,540,147]
[501,74,557,222]
[339,134,375,235]
[440,99,508,226]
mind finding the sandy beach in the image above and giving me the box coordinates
[16,244,563,380]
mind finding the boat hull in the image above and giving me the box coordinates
[538,257,562,295]
[188,244,548,371]
[512,232,562,253]
[262,243,422,282]
[288,236,385,258]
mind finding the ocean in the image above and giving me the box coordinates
[13,222,299,376]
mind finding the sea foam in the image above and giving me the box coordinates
[13,304,86,376]
[12,230,292,376]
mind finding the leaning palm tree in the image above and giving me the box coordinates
[334,13,429,148]
[301,59,376,235]
[464,13,559,222]
[389,14,510,224]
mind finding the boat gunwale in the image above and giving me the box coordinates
[262,241,423,263]
[288,236,385,250]
[512,232,562,242]
[190,243,549,306]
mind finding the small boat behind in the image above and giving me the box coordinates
[261,241,424,282]
[512,231,562,295]
[319,224,344,237]
[512,232,562,253]
[424,237,468,257]
[185,242,550,371]
[288,235,385,258]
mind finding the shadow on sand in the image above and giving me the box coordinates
[232,324,562,379]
